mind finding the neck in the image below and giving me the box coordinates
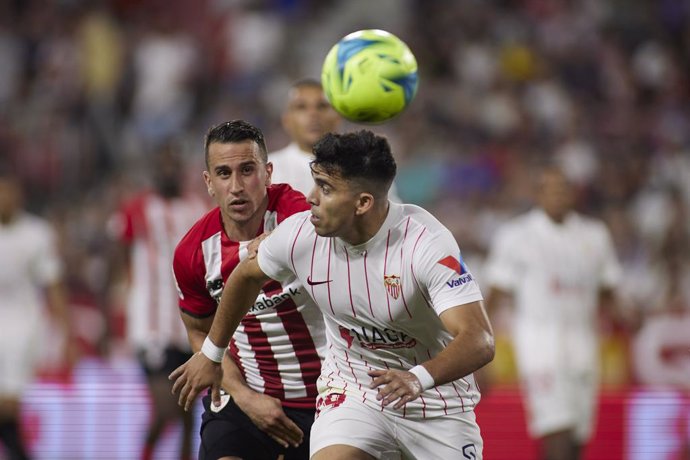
[0,212,14,225]
[221,198,269,242]
[295,142,313,155]
[544,209,568,224]
[342,201,390,246]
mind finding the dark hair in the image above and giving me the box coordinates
[204,120,268,167]
[312,130,396,195]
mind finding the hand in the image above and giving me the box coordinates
[234,391,304,448]
[368,369,423,410]
[169,352,223,411]
[246,232,271,259]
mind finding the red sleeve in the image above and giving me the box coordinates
[173,235,217,318]
[109,198,142,245]
[269,184,310,223]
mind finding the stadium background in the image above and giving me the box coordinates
[1,0,689,458]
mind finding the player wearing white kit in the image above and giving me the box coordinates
[171,130,495,460]
[269,79,341,198]
[483,166,622,460]
[173,120,326,460]
[0,173,72,460]
[269,79,401,202]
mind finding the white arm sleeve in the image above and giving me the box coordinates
[414,229,483,316]
[257,212,308,282]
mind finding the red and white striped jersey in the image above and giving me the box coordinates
[109,191,207,351]
[173,184,326,408]
[257,202,484,419]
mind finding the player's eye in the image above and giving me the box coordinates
[242,165,255,175]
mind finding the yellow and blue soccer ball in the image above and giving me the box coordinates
[321,29,418,123]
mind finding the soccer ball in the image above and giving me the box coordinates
[321,29,419,123]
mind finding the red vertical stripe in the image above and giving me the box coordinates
[228,339,246,380]
[384,230,393,321]
[363,252,374,317]
[399,218,412,318]
[345,249,356,317]
[241,315,285,401]
[326,239,334,315]
[290,215,309,274]
[275,299,321,400]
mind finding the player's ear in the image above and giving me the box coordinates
[354,192,374,216]
[203,171,214,196]
[265,162,273,186]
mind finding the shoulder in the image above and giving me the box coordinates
[268,210,313,245]
[399,203,452,239]
[118,191,151,214]
[267,184,310,217]
[498,210,536,236]
[571,213,612,239]
[175,207,222,258]
[18,213,55,238]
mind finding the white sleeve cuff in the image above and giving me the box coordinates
[201,336,226,363]
[409,365,435,391]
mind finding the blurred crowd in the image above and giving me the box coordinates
[1,0,689,388]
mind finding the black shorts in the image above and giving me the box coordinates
[138,345,193,377]
[199,394,315,460]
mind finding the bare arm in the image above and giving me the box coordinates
[421,301,495,384]
[179,309,304,447]
[170,256,270,411]
[369,300,495,409]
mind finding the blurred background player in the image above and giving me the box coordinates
[268,79,402,204]
[107,144,207,460]
[173,120,326,460]
[268,79,342,197]
[0,170,73,460]
[483,166,623,460]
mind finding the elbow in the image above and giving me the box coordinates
[480,332,495,368]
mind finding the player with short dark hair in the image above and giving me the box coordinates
[173,119,326,460]
[172,129,495,459]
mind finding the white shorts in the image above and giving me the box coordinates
[0,311,44,396]
[310,391,483,459]
[521,368,597,441]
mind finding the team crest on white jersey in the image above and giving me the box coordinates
[384,275,401,299]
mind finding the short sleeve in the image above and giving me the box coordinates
[414,230,483,316]
[257,212,308,282]
[173,244,216,317]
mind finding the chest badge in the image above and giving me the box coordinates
[384,275,401,300]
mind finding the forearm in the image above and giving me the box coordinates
[46,282,72,336]
[421,331,495,386]
[207,259,268,349]
[221,353,257,399]
[422,301,495,386]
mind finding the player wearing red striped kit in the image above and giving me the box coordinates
[172,130,495,459]
[172,120,326,460]
[108,144,207,460]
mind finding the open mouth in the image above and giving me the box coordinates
[229,199,248,210]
